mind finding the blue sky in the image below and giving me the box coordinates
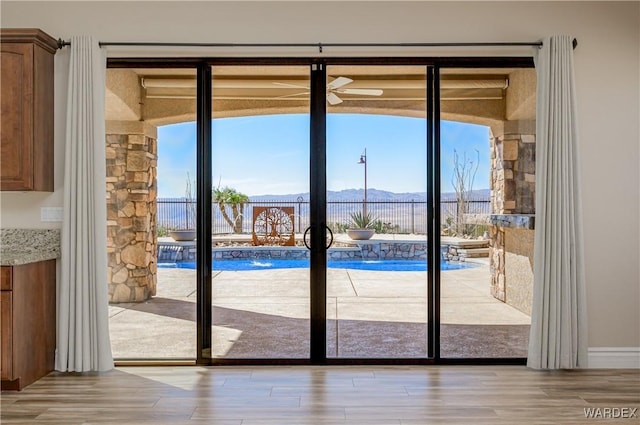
[157,114,490,197]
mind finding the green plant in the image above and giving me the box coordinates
[466,223,489,238]
[372,220,399,234]
[157,225,170,238]
[328,221,349,234]
[213,185,250,233]
[349,211,376,229]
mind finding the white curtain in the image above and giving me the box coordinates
[56,36,113,372]
[528,35,588,369]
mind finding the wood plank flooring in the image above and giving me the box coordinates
[1,366,638,424]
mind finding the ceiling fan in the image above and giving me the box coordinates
[273,76,383,105]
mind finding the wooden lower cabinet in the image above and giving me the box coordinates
[1,260,56,390]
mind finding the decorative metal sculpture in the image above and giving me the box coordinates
[252,206,295,246]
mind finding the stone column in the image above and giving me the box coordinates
[490,120,536,215]
[489,120,535,302]
[106,121,158,303]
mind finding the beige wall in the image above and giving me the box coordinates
[1,1,638,350]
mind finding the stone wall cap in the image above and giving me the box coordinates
[490,214,535,230]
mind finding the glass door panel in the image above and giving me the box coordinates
[325,65,428,358]
[106,67,198,360]
[210,65,311,358]
[438,68,533,358]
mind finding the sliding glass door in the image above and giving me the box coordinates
[201,61,533,363]
[325,65,429,358]
[209,65,311,359]
[106,67,198,361]
[106,58,532,364]
[438,67,534,359]
[202,62,434,362]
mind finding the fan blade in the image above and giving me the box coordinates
[337,88,384,96]
[275,91,310,99]
[327,92,343,105]
[327,76,353,90]
[273,82,309,90]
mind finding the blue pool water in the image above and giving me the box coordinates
[158,259,474,272]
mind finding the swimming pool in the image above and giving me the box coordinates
[158,258,475,272]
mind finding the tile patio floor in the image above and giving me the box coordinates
[109,261,531,360]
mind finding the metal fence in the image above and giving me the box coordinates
[157,198,491,235]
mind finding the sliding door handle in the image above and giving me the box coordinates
[303,226,312,250]
[325,225,334,249]
[302,225,334,250]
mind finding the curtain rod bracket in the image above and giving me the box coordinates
[318,43,323,54]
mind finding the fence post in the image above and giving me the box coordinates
[185,199,190,229]
[296,196,303,233]
[411,200,415,234]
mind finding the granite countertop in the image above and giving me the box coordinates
[0,229,61,266]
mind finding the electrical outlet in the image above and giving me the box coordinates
[41,207,64,222]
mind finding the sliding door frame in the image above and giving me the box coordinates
[108,56,534,366]
[427,65,438,360]
[196,63,213,364]
[309,61,328,364]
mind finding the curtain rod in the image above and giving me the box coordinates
[56,39,578,52]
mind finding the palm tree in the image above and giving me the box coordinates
[213,186,249,233]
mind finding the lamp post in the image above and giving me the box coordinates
[357,148,367,219]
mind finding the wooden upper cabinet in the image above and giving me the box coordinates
[0,29,57,191]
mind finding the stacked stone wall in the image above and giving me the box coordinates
[157,241,430,265]
[489,121,535,305]
[490,128,536,215]
[106,130,158,303]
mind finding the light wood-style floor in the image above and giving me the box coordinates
[1,366,638,424]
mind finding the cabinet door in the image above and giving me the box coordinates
[0,43,34,190]
[1,292,13,380]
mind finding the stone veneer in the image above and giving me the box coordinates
[490,120,536,215]
[489,120,536,306]
[157,240,430,264]
[106,122,158,303]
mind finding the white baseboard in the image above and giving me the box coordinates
[588,347,640,369]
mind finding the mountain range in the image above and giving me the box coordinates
[158,188,491,233]
[249,188,490,202]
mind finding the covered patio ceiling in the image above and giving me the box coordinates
[106,65,536,134]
